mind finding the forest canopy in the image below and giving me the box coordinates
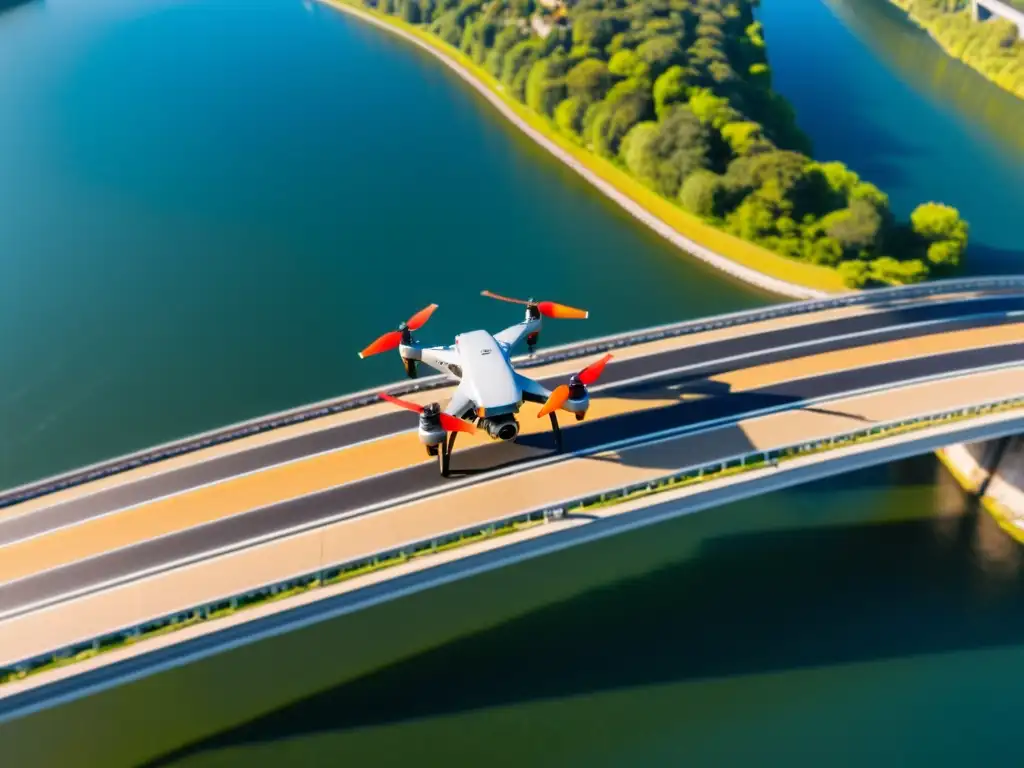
[363,0,970,287]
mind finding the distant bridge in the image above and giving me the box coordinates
[971,0,1024,39]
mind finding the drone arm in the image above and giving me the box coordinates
[444,382,476,421]
[413,346,463,378]
[514,372,550,404]
[494,318,542,356]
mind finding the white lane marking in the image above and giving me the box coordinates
[4,406,1024,723]
[2,303,1020,545]
[4,355,1022,621]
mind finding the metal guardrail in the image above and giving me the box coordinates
[3,275,1023,511]
[6,390,1024,682]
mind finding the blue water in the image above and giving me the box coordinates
[757,0,1024,271]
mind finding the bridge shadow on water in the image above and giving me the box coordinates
[140,497,1024,767]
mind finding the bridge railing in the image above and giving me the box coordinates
[2,275,1022,509]
[5,388,1024,683]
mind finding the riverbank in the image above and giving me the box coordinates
[318,0,841,299]
[886,0,1024,101]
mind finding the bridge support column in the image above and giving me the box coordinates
[976,436,1024,540]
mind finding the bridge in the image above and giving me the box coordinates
[971,0,1024,39]
[1,277,1024,718]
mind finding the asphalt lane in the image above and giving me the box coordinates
[2,341,1022,616]
[1,293,1022,549]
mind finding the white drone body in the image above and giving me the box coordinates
[359,291,613,476]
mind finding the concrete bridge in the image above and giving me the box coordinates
[1,277,1024,734]
[971,0,1024,39]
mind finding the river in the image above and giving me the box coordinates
[2,0,1024,765]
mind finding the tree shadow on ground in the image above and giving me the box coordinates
[141,506,1024,767]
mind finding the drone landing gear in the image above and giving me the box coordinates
[549,412,563,452]
[435,431,457,477]
[403,358,418,379]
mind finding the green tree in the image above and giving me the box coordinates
[589,79,654,157]
[869,256,930,285]
[652,65,690,118]
[821,199,884,257]
[910,201,968,245]
[635,35,684,79]
[688,87,741,129]
[430,10,464,46]
[554,97,588,139]
[620,121,661,184]
[399,0,421,23]
[608,50,649,78]
[572,11,614,51]
[645,106,712,197]
[679,169,726,218]
[804,236,844,266]
[485,26,525,77]
[910,202,968,271]
[565,58,611,103]
[838,259,870,288]
[525,59,567,116]
[720,121,769,156]
[726,196,776,240]
[501,39,543,86]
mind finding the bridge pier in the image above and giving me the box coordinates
[941,435,1024,541]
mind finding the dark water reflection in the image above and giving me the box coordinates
[120,456,1024,768]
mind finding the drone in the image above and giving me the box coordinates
[358,290,613,476]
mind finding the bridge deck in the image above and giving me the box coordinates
[0,364,1022,672]
[0,286,1023,678]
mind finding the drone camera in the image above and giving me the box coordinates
[481,414,520,442]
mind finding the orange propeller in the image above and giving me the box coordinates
[480,290,588,320]
[358,304,438,359]
[378,392,476,434]
[537,384,570,419]
[537,353,613,418]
